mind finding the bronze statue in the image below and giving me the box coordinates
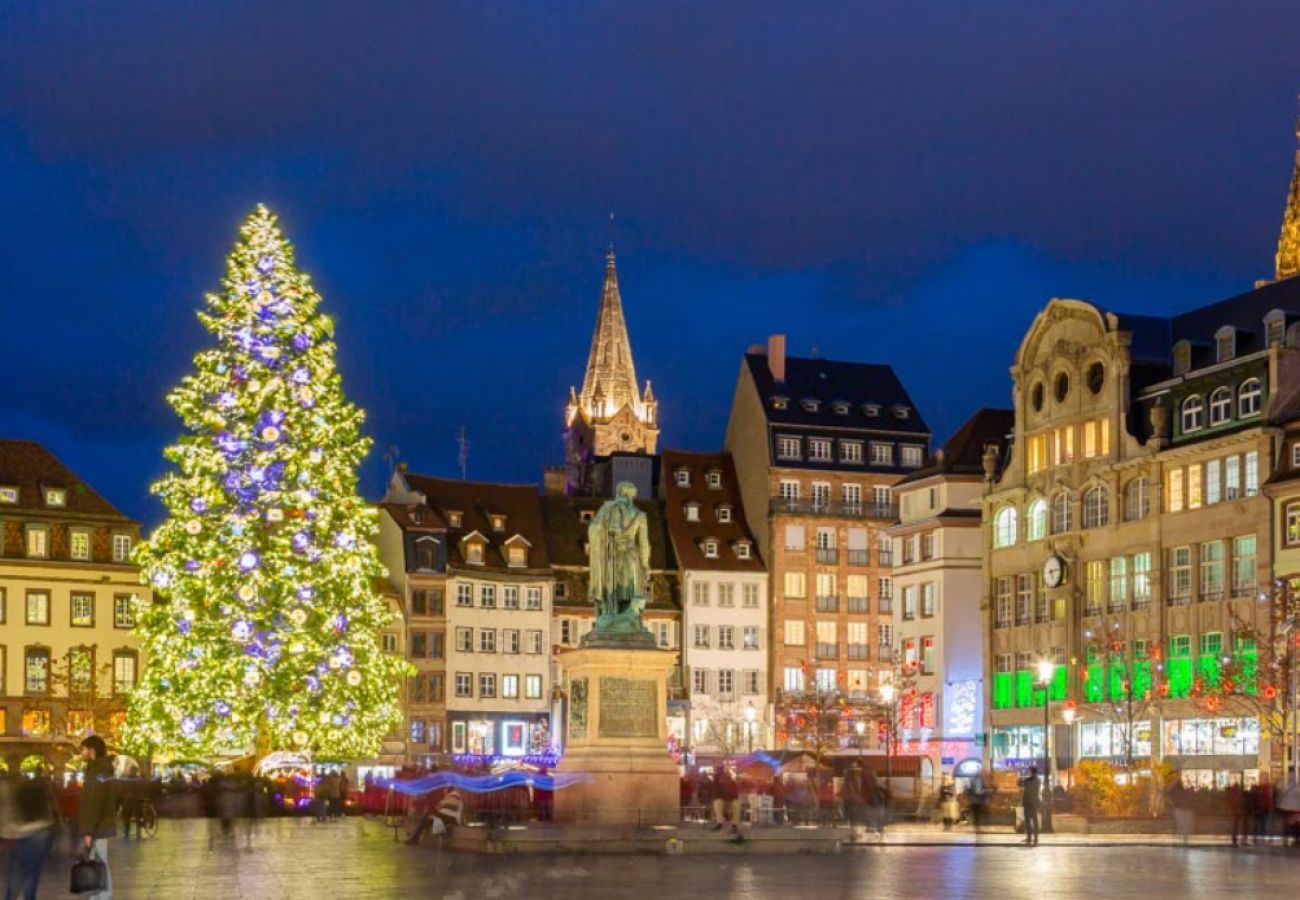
[585,481,654,644]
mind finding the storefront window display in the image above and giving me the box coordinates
[1163,717,1259,757]
[1079,721,1152,759]
[992,725,1044,766]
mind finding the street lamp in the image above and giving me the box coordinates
[1062,704,1076,793]
[1036,658,1055,834]
[854,719,866,754]
[879,681,896,809]
[745,701,756,754]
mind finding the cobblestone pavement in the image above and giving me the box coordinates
[22,817,1300,899]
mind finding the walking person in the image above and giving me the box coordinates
[842,764,865,837]
[1227,782,1247,847]
[1020,766,1042,846]
[78,735,116,900]
[2,771,58,900]
[712,766,740,834]
[966,774,990,840]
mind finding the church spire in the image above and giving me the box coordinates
[577,247,643,419]
[1277,113,1300,282]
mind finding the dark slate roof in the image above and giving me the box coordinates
[378,501,448,532]
[896,408,1014,486]
[1105,275,1300,372]
[0,439,135,522]
[744,353,930,436]
[660,450,765,573]
[402,474,549,573]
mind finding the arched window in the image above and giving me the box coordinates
[1027,498,1047,541]
[1181,395,1204,434]
[992,506,1018,549]
[1082,486,1109,529]
[1208,387,1232,426]
[1124,478,1150,522]
[1051,493,1072,534]
[1238,378,1262,418]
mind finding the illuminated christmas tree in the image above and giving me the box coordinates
[124,205,407,758]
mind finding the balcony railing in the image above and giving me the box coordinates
[847,644,870,660]
[847,549,870,566]
[815,547,839,564]
[815,642,839,658]
[878,598,893,615]
[847,596,869,613]
[815,596,839,613]
[769,497,900,520]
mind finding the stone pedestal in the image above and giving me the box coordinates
[553,645,680,826]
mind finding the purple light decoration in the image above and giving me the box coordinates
[232,619,253,640]
[297,586,314,601]
[248,467,266,484]
[237,551,260,572]
[177,618,191,635]
[215,432,242,454]
[257,255,275,273]
[180,717,199,736]
[305,675,321,692]
[292,532,311,552]
[291,367,311,385]
[189,498,207,513]
[292,333,311,353]
[185,560,200,573]
[332,614,347,632]
[214,700,231,716]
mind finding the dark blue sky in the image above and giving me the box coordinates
[2,2,1298,524]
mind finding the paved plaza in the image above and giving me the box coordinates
[13,817,1299,899]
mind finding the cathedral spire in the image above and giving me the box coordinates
[1277,113,1300,282]
[577,247,643,419]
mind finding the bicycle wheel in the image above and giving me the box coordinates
[141,803,159,837]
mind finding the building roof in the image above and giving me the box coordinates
[377,501,448,532]
[660,450,765,573]
[0,439,135,521]
[572,249,649,422]
[401,474,550,573]
[744,352,930,436]
[896,408,1014,487]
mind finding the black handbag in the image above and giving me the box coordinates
[70,851,108,894]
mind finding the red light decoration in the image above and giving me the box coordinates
[1264,685,1278,700]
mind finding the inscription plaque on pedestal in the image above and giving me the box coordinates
[570,678,589,738]
[598,677,657,738]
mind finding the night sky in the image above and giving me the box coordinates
[2,2,1298,525]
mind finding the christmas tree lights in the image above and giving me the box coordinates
[124,205,409,759]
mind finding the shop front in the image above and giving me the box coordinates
[448,712,550,761]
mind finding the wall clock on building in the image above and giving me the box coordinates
[1042,555,1065,588]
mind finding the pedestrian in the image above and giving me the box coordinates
[1226,782,1247,847]
[1020,766,1042,846]
[77,735,116,900]
[2,770,58,900]
[966,774,990,838]
[1250,780,1272,845]
[770,775,786,825]
[1168,780,1194,844]
[713,766,741,833]
[862,768,884,835]
[842,763,865,833]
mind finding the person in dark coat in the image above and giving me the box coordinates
[3,771,58,900]
[842,764,865,829]
[1020,766,1042,846]
[78,735,116,899]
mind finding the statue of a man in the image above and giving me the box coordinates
[587,481,650,625]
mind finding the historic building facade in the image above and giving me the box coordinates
[0,441,146,771]
[561,249,660,496]
[888,409,1012,777]
[661,450,769,759]
[725,335,930,751]
[381,471,554,759]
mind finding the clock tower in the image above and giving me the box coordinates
[564,248,659,493]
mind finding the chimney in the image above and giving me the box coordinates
[767,334,786,383]
[397,462,408,473]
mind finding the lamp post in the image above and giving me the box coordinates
[744,701,756,754]
[879,682,896,806]
[1036,658,1055,833]
[1061,704,1076,792]
[855,719,866,754]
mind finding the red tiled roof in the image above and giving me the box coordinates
[660,450,765,572]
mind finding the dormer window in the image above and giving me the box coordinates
[771,395,790,411]
[462,534,486,565]
[507,545,528,567]
[684,502,701,522]
[702,539,719,559]
[675,468,691,488]
[892,406,910,420]
[706,471,722,489]
[1265,309,1287,347]
[447,510,463,528]
[1215,326,1236,364]
[415,536,439,571]
[862,404,881,418]
[801,398,820,413]
[1172,340,1191,376]
[832,401,851,415]
[734,541,752,560]
[44,488,66,507]
[717,505,733,523]
[489,514,506,533]
[0,487,17,504]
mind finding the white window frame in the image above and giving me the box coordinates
[1238,379,1262,417]
[1181,395,1204,433]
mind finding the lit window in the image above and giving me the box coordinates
[490,515,506,532]
[684,503,700,522]
[717,505,732,523]
[706,471,722,489]
[1027,498,1047,540]
[841,442,863,464]
[44,488,66,507]
[25,527,48,559]
[735,542,751,560]
[479,674,496,698]
[703,540,719,559]
[112,535,132,563]
[992,506,1018,548]
[525,675,543,699]
[0,487,17,504]
[901,446,924,468]
[71,592,94,627]
[507,545,528,567]
[465,541,485,565]
[70,530,91,561]
[25,648,50,693]
[26,591,49,626]
[675,469,691,487]
[870,443,894,466]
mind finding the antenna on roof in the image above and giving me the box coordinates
[456,427,470,481]
[383,445,401,478]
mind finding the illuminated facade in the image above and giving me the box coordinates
[564,249,659,494]
[0,440,145,772]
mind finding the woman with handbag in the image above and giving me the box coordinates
[74,736,115,898]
